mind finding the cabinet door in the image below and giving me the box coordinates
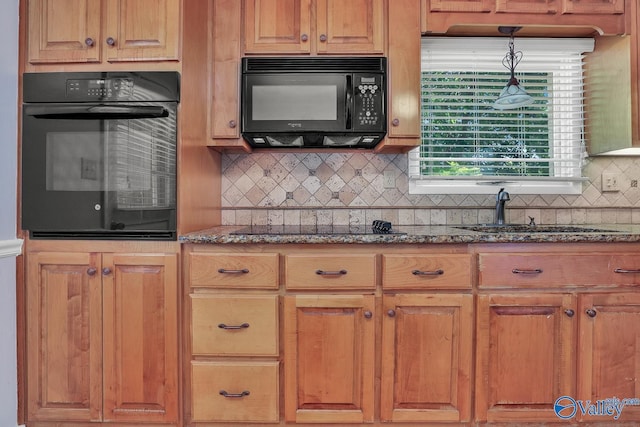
[384,0,421,149]
[26,252,102,422]
[27,0,102,64]
[381,294,473,422]
[475,293,576,423]
[104,0,180,62]
[562,0,624,14]
[315,0,384,54]
[284,295,375,423]
[244,0,312,53]
[102,253,178,423]
[577,293,640,422]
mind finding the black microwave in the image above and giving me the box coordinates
[241,57,386,148]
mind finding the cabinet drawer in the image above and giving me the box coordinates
[191,295,278,356]
[285,254,377,290]
[382,254,472,289]
[191,361,279,422]
[479,253,631,288]
[189,253,278,289]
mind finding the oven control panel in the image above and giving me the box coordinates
[66,78,135,100]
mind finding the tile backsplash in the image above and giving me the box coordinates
[221,152,640,226]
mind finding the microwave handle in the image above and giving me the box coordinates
[345,75,353,130]
[24,104,169,119]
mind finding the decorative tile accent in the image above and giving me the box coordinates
[220,153,640,226]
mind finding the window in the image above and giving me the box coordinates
[409,37,595,194]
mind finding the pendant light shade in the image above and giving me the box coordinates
[493,27,534,110]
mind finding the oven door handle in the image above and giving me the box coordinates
[24,104,170,119]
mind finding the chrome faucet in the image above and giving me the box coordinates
[495,188,510,225]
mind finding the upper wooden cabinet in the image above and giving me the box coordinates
[26,0,180,67]
[244,0,385,55]
[422,0,629,36]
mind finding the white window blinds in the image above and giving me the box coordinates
[409,37,595,194]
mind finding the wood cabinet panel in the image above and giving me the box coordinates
[577,292,640,422]
[27,0,102,64]
[382,253,472,289]
[381,0,421,151]
[244,0,312,53]
[191,294,278,356]
[381,294,473,422]
[26,0,180,67]
[315,0,384,54]
[102,253,178,423]
[104,0,180,62]
[562,0,624,14]
[189,252,279,289]
[479,253,626,288]
[284,295,375,423]
[26,252,103,422]
[191,361,280,422]
[476,293,576,422]
[285,253,377,289]
[429,0,492,12]
[244,0,383,55]
[496,0,557,13]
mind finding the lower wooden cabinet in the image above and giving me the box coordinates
[180,243,640,426]
[283,294,376,423]
[25,245,179,424]
[475,293,577,423]
[381,293,473,422]
[191,361,279,422]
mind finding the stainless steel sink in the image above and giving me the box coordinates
[455,224,619,233]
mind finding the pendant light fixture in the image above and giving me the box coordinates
[493,26,535,110]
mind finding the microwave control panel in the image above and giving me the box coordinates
[353,73,384,131]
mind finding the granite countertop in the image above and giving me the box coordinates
[179,224,640,244]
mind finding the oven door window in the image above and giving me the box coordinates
[22,102,177,237]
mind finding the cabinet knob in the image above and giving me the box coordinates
[319,34,327,42]
[564,309,575,318]
[228,120,237,128]
[301,33,309,42]
[102,267,112,276]
[363,311,373,319]
[387,309,396,317]
[87,267,97,276]
[85,37,94,47]
[585,308,597,318]
[391,118,400,127]
[106,37,116,46]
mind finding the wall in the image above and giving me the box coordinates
[0,0,19,425]
[221,152,640,226]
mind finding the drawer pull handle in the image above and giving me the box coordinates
[218,268,250,274]
[512,268,543,275]
[493,307,555,316]
[614,268,640,274]
[218,323,250,330]
[219,390,250,398]
[316,269,347,276]
[412,269,444,276]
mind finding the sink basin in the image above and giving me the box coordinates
[455,224,619,233]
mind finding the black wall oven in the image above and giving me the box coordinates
[21,72,179,240]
